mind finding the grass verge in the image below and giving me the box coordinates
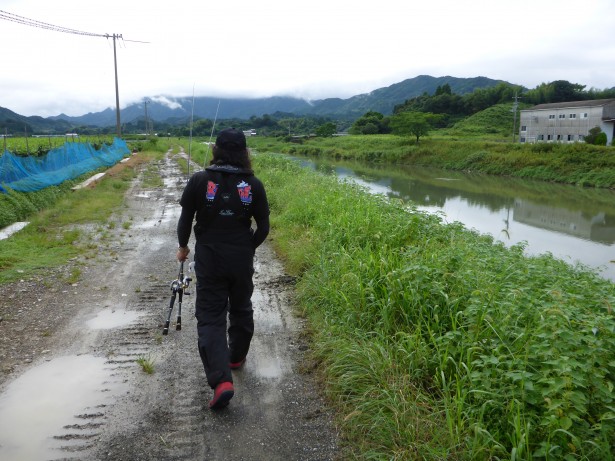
[253,153,615,460]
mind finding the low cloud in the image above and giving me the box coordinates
[150,96,185,111]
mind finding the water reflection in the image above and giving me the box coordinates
[513,201,615,244]
[291,156,615,281]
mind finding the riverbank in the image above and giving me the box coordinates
[254,153,615,459]
[248,135,615,188]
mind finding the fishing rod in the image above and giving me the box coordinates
[162,260,193,335]
[187,83,195,177]
[204,99,220,168]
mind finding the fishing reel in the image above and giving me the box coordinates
[163,261,194,335]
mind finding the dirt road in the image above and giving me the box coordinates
[0,150,338,461]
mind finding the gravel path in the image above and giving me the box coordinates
[0,150,338,461]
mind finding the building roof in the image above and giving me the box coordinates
[526,98,615,111]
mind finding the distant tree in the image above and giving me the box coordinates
[350,111,389,134]
[434,84,452,95]
[361,122,379,134]
[524,80,587,104]
[389,112,442,144]
[192,118,213,136]
[315,122,337,137]
[550,80,586,102]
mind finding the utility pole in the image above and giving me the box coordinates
[110,33,122,139]
[144,99,149,137]
[512,92,520,143]
[0,11,149,141]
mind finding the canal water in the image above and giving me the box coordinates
[291,156,615,283]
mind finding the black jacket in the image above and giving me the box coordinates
[177,164,269,250]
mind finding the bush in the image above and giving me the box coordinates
[595,132,608,145]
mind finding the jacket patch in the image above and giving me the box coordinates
[237,181,252,205]
[206,181,218,202]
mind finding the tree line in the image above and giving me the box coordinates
[349,80,615,144]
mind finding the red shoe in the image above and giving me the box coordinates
[230,358,246,370]
[209,382,234,409]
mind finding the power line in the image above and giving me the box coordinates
[0,9,148,138]
[0,9,105,37]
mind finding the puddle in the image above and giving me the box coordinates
[252,352,284,379]
[250,334,285,379]
[0,355,126,460]
[87,308,143,329]
[253,291,284,329]
[132,214,175,230]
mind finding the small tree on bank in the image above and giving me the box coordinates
[315,122,337,137]
[389,112,442,144]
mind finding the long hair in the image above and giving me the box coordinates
[210,145,253,172]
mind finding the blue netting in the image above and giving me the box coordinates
[0,138,130,193]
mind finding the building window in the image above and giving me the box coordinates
[557,134,562,140]
[521,125,527,131]
[559,114,566,119]
[547,134,553,140]
[568,134,574,141]
[520,137,526,143]
[569,114,576,118]
[537,134,544,141]
[581,113,588,118]
[549,114,556,119]
[579,134,585,141]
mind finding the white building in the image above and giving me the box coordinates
[519,98,615,145]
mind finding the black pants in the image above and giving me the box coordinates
[194,241,255,388]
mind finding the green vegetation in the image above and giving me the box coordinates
[0,149,165,284]
[254,153,615,460]
[389,112,443,144]
[136,355,156,374]
[1,135,117,157]
[444,103,525,139]
[249,135,615,188]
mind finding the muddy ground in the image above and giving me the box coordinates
[0,151,338,461]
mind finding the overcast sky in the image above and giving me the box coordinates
[1,0,614,117]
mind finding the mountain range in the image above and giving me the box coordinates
[2,75,511,133]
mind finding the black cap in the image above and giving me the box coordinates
[215,128,247,151]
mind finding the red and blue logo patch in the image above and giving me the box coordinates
[237,180,252,205]
[206,181,218,201]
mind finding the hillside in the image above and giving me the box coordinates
[446,102,533,137]
[0,107,72,135]
[307,75,508,117]
[1,75,512,133]
[48,75,509,128]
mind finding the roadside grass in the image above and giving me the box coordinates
[142,163,165,188]
[254,153,615,460]
[136,354,156,374]
[0,150,164,284]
